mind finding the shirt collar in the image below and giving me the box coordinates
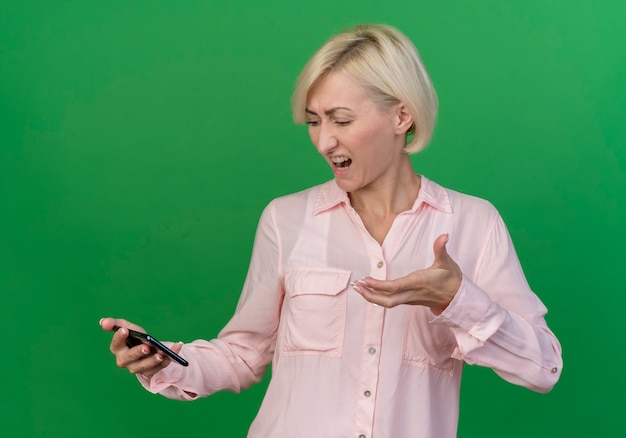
[313,175,452,215]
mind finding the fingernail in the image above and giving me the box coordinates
[99,318,104,325]
[120,328,127,335]
[142,347,149,354]
[156,355,163,361]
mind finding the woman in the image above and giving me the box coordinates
[101,24,562,437]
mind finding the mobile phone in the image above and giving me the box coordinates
[114,325,189,367]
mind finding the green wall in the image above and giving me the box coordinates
[1,1,624,436]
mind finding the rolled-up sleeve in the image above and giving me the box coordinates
[432,215,562,393]
[137,202,284,400]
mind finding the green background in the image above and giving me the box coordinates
[1,0,624,436]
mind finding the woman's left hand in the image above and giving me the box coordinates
[352,234,462,312]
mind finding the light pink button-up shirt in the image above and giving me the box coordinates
[140,176,562,438]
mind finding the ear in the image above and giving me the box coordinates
[394,103,414,135]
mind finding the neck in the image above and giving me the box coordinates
[349,157,421,218]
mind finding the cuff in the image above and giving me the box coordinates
[136,357,186,396]
[430,275,506,342]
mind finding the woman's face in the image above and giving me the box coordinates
[305,71,411,194]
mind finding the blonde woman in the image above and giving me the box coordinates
[101,24,562,438]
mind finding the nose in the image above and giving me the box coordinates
[313,122,338,155]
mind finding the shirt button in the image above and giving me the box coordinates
[377,261,384,268]
[359,435,366,438]
[364,390,371,397]
[551,367,558,374]
[368,347,377,355]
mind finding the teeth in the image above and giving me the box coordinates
[331,156,349,164]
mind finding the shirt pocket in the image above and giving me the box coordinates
[402,307,459,376]
[281,267,351,356]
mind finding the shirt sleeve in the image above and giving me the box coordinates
[137,202,283,400]
[431,215,563,393]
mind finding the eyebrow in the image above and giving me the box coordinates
[305,107,353,117]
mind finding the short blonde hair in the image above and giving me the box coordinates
[291,24,438,154]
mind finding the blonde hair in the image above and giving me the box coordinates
[291,24,438,154]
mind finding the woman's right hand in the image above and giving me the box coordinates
[99,317,182,378]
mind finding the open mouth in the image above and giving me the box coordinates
[331,156,352,169]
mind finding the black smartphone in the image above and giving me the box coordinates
[114,325,189,367]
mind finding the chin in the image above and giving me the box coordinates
[335,178,362,194]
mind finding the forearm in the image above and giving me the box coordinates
[433,277,562,392]
[137,336,273,400]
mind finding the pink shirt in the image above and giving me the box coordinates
[140,176,562,438]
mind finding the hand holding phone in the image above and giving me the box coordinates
[113,325,189,367]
